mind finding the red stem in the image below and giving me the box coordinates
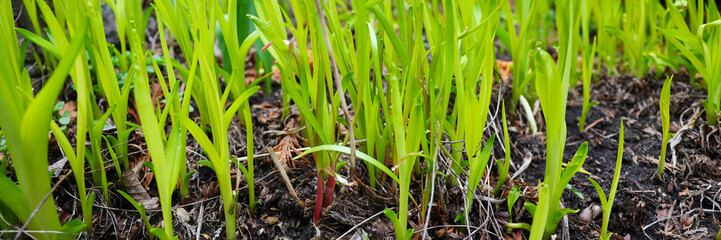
[313,173,325,223]
[323,175,336,207]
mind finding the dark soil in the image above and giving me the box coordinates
[516,72,721,240]
[35,66,721,240]
[9,4,721,239]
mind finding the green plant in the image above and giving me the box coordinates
[589,121,625,240]
[150,5,192,199]
[499,0,538,109]
[85,0,135,176]
[171,2,261,239]
[216,0,272,213]
[579,0,599,132]
[217,0,272,97]
[458,2,499,219]
[339,0,390,190]
[52,102,72,131]
[606,0,660,77]
[465,136,495,217]
[505,185,531,232]
[50,115,98,232]
[590,0,621,73]
[493,102,512,197]
[657,75,673,178]
[181,83,258,240]
[385,79,425,240]
[24,1,117,202]
[129,11,195,238]
[90,105,118,203]
[294,145,399,188]
[661,18,721,125]
[118,190,154,239]
[17,1,131,228]
[0,2,89,236]
[253,0,343,223]
[526,1,589,238]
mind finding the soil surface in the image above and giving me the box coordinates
[8,4,721,240]
[36,68,721,240]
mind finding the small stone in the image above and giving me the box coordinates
[175,208,190,223]
[579,203,602,223]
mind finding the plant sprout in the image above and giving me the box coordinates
[657,75,673,178]
[0,4,89,237]
[493,102,512,197]
[661,18,721,126]
[589,121,625,240]
[527,1,589,238]
[579,0,598,132]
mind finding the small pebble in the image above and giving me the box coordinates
[579,203,602,223]
[175,207,190,223]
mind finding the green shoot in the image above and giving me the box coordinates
[129,7,198,237]
[493,102,512,197]
[606,0,659,77]
[460,3,499,219]
[589,121,625,240]
[579,0,599,132]
[172,3,261,239]
[499,0,538,108]
[294,145,399,184]
[209,0,263,211]
[657,75,673,178]
[118,190,154,239]
[660,18,721,125]
[0,5,89,237]
[85,0,134,175]
[591,0,621,73]
[253,0,341,222]
[527,1,589,238]
[465,136,495,217]
[507,185,521,224]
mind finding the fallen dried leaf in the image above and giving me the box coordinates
[496,60,512,82]
[122,162,159,209]
[273,118,306,168]
[60,101,77,119]
[681,215,694,230]
[263,216,279,225]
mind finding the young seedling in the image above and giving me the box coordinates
[505,185,532,231]
[606,0,656,78]
[0,6,89,237]
[465,136,495,218]
[131,31,186,239]
[499,0,539,108]
[579,0,599,132]
[83,0,135,175]
[657,75,673,178]
[253,0,342,222]
[528,2,589,238]
[589,121,625,240]
[590,0,621,74]
[661,19,721,126]
[216,1,266,211]
[493,102,512,197]
[117,190,154,239]
[461,5,499,219]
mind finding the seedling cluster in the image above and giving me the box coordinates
[0,0,719,239]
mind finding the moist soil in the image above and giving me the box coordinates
[9,7,721,240]
[33,67,721,240]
